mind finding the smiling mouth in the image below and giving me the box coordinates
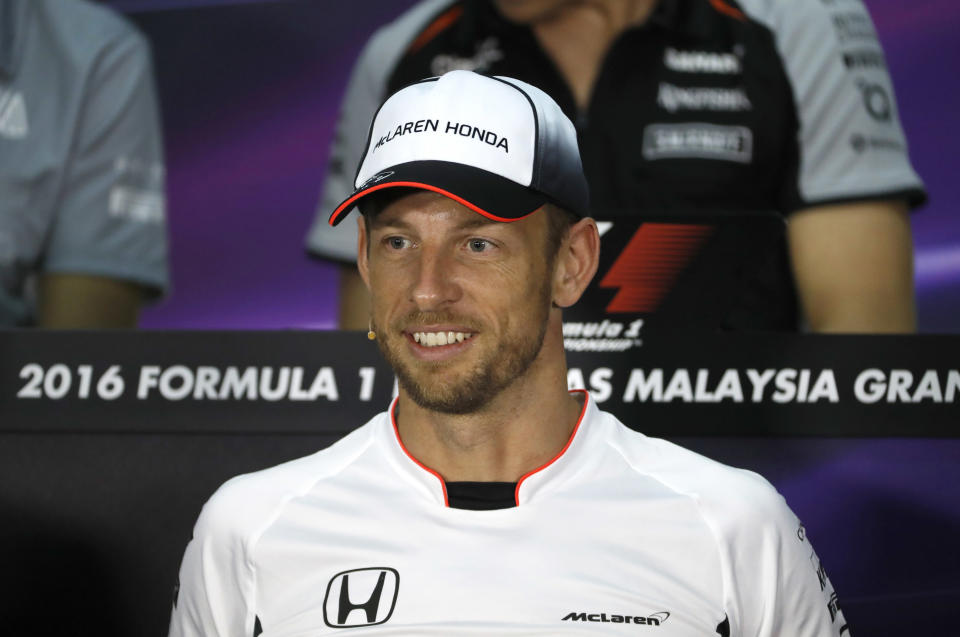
[411,331,475,347]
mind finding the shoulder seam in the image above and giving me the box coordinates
[364,0,460,69]
[605,436,732,627]
[407,3,465,55]
[241,424,378,633]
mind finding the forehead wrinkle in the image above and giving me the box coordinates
[372,207,507,234]
[458,216,504,231]
[368,215,414,232]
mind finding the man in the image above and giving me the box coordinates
[171,71,848,636]
[306,0,924,332]
[0,0,169,327]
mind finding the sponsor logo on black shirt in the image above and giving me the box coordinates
[431,37,504,76]
[657,83,751,113]
[664,48,741,74]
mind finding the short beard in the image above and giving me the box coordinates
[374,289,551,415]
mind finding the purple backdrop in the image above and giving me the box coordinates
[874,0,960,331]
[123,0,422,329]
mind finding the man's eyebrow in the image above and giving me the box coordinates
[369,217,413,232]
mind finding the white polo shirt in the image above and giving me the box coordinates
[169,391,849,636]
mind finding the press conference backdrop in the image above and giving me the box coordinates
[2,330,958,635]
[3,1,957,635]
[101,0,960,331]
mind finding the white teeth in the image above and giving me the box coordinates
[412,331,474,347]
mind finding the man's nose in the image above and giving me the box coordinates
[410,248,461,311]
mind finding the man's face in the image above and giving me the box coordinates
[360,191,556,415]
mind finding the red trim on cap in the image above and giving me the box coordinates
[513,390,590,506]
[407,5,464,54]
[390,398,449,507]
[328,181,540,226]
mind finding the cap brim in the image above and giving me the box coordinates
[328,161,548,226]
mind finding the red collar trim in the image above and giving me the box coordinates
[389,390,590,508]
[514,389,589,506]
[390,398,449,506]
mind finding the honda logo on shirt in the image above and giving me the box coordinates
[323,567,400,628]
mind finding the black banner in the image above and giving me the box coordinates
[1,330,956,436]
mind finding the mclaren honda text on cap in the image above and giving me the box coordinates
[328,70,590,226]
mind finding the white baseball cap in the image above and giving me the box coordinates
[327,70,590,226]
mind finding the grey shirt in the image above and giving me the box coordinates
[0,0,169,326]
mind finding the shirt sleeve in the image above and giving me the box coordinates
[168,482,257,637]
[303,0,454,263]
[303,32,392,264]
[756,0,926,212]
[718,473,850,636]
[42,25,169,293]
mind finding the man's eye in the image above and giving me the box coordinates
[387,237,410,250]
[468,239,490,253]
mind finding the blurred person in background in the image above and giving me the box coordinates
[0,0,168,328]
[305,0,925,333]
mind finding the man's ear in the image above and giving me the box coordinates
[357,215,371,290]
[552,217,600,308]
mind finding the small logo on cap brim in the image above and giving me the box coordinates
[358,171,396,190]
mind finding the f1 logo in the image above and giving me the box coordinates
[323,567,400,628]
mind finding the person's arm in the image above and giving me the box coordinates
[754,0,924,331]
[716,475,849,636]
[37,273,142,328]
[305,30,391,330]
[788,199,915,333]
[306,40,385,330]
[41,20,169,328]
[305,1,456,328]
[168,482,256,637]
